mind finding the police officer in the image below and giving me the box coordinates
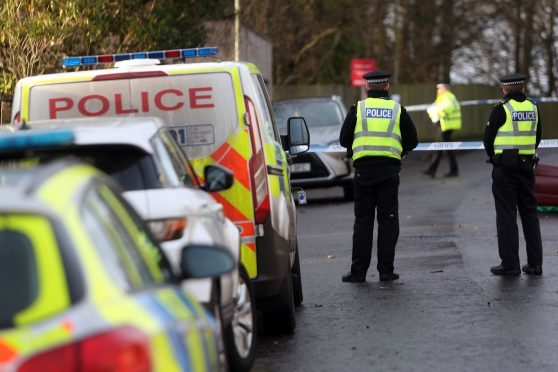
[484,73,543,276]
[340,70,418,282]
[423,83,462,178]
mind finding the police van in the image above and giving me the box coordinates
[10,47,310,334]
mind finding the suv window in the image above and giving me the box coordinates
[158,129,199,188]
[9,146,161,191]
[150,134,184,187]
[250,74,281,143]
[0,229,37,328]
[83,184,166,289]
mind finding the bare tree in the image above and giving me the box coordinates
[240,0,556,93]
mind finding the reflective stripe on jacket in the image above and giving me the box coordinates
[436,91,462,131]
[494,99,538,155]
[352,98,402,161]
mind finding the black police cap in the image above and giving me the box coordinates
[500,73,527,86]
[363,70,390,84]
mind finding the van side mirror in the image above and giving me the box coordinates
[201,164,234,192]
[180,244,236,279]
[287,117,310,155]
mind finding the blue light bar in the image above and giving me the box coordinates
[62,47,219,68]
[81,56,98,65]
[62,57,81,67]
[0,130,75,152]
[198,47,219,57]
[114,54,131,62]
[132,52,147,59]
[181,49,197,58]
[148,51,165,59]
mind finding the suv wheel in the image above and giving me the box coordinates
[225,266,256,372]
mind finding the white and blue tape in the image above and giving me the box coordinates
[405,96,558,112]
[307,95,558,152]
[309,139,558,153]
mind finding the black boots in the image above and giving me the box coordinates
[490,264,520,276]
[522,264,543,275]
[379,272,400,282]
[341,272,365,283]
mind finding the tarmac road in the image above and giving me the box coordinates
[252,150,558,372]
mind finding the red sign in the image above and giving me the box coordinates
[350,59,376,87]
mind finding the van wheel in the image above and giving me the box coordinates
[262,270,296,334]
[292,245,303,307]
[225,266,256,372]
[343,183,354,201]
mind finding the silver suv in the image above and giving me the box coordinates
[273,96,354,200]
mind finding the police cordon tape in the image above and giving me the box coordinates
[405,96,558,112]
[307,95,558,152]
[309,139,558,153]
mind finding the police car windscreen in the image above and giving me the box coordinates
[28,72,238,159]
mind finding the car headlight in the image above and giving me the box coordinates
[147,218,187,242]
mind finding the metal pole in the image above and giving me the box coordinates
[393,0,401,84]
[234,0,240,61]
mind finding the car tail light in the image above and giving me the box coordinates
[19,326,151,372]
[244,96,270,224]
[148,218,187,242]
[19,344,77,372]
[79,326,151,372]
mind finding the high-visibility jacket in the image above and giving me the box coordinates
[435,91,462,131]
[352,98,402,161]
[494,99,538,155]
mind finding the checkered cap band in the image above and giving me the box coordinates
[502,80,525,86]
[367,78,389,84]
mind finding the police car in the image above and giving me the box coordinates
[0,117,256,371]
[0,159,234,371]
[10,47,311,335]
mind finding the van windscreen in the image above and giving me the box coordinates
[28,72,239,159]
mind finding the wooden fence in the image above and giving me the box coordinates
[273,84,558,141]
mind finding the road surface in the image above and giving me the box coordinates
[253,150,558,372]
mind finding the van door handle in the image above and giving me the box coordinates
[267,165,283,176]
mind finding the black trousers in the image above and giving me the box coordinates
[492,165,542,268]
[427,130,458,173]
[351,170,399,276]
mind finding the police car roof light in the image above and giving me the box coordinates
[62,47,219,68]
[0,130,75,152]
[165,50,181,59]
[198,47,219,57]
[132,52,147,59]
